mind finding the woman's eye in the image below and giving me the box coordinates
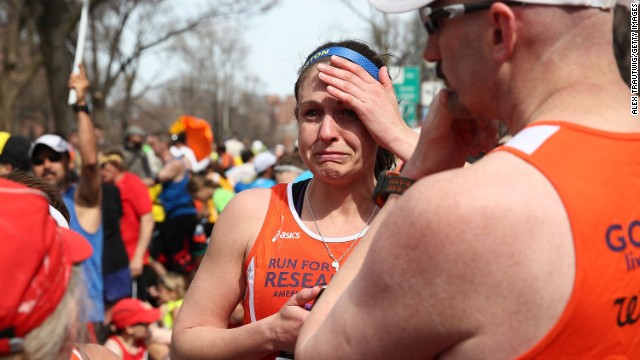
[339,109,358,119]
[303,109,322,119]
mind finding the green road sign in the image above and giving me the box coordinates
[399,103,418,128]
[392,66,421,103]
[391,66,421,126]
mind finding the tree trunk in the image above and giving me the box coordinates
[0,0,43,132]
[36,0,73,136]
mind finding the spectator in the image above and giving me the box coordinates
[274,151,308,184]
[104,298,162,360]
[0,177,117,360]
[147,132,201,280]
[0,132,31,175]
[30,64,104,327]
[233,151,277,193]
[122,125,156,179]
[215,144,236,171]
[101,150,155,301]
[100,182,133,336]
[225,148,257,186]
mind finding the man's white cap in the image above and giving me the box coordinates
[251,140,265,153]
[253,151,277,174]
[29,134,70,158]
[368,0,617,13]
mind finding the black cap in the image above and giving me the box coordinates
[0,135,31,172]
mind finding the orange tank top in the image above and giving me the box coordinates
[496,121,640,358]
[242,182,366,324]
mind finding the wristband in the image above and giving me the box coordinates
[372,170,415,207]
[72,104,91,115]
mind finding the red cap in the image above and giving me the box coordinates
[0,178,92,355]
[111,298,161,329]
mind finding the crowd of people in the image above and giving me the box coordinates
[0,0,637,359]
[0,64,307,359]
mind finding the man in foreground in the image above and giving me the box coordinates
[296,0,640,358]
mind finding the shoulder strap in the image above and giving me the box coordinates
[72,343,90,360]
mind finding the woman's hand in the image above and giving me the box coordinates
[268,286,324,353]
[316,57,418,162]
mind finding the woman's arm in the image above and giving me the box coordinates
[171,188,320,359]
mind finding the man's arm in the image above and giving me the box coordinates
[130,176,154,277]
[156,158,183,183]
[69,64,101,233]
[131,212,153,277]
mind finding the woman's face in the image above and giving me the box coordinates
[296,67,377,182]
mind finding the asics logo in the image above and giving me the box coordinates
[272,231,301,242]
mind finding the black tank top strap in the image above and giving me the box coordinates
[291,179,311,217]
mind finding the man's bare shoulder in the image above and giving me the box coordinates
[364,151,574,357]
[398,151,557,228]
[392,151,572,269]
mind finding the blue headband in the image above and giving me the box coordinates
[303,46,380,81]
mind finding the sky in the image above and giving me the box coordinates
[135,0,414,101]
[240,0,412,97]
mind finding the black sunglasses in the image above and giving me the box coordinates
[419,1,527,35]
[32,152,64,166]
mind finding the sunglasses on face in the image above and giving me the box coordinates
[32,152,63,166]
[419,1,527,35]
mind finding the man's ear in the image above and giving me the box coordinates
[0,163,14,175]
[489,3,518,62]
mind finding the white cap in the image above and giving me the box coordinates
[29,134,70,158]
[368,0,617,13]
[253,152,277,174]
[251,140,265,153]
[48,205,69,229]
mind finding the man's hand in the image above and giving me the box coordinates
[68,64,90,105]
[401,90,499,179]
[130,256,144,278]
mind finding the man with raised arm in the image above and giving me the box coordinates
[31,64,104,326]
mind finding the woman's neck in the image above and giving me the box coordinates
[304,179,378,236]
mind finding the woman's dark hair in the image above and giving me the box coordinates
[1,170,70,222]
[294,39,395,175]
[294,40,387,102]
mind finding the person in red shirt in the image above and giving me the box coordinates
[100,150,155,300]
